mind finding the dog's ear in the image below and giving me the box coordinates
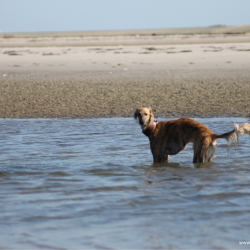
[148,107,155,113]
[134,109,139,119]
[147,107,153,114]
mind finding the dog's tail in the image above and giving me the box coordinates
[213,123,250,145]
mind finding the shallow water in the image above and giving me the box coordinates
[0,117,250,249]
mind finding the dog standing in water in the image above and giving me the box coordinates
[134,107,250,163]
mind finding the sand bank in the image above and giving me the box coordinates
[1,31,250,118]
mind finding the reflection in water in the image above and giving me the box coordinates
[0,117,250,249]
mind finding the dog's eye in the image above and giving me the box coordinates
[144,113,148,116]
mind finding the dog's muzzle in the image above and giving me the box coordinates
[139,120,144,126]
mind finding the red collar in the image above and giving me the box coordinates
[142,120,158,136]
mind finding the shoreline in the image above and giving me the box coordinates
[1,25,250,47]
[1,68,250,119]
[2,24,250,37]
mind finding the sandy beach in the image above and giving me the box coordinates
[1,26,250,118]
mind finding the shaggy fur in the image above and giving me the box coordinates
[134,108,250,163]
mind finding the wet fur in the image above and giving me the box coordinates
[134,108,250,163]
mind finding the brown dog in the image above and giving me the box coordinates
[134,107,250,163]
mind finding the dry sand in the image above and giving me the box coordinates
[1,27,250,118]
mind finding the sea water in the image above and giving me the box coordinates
[0,117,250,249]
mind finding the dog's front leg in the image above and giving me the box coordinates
[153,152,169,163]
[161,154,170,162]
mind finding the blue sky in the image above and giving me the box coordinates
[1,0,250,33]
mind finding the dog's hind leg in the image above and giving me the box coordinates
[193,137,212,163]
[204,140,217,162]
[193,147,203,163]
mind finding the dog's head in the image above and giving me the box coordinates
[134,107,154,130]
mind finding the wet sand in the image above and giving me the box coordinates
[1,28,250,118]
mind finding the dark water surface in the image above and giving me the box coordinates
[0,117,250,249]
